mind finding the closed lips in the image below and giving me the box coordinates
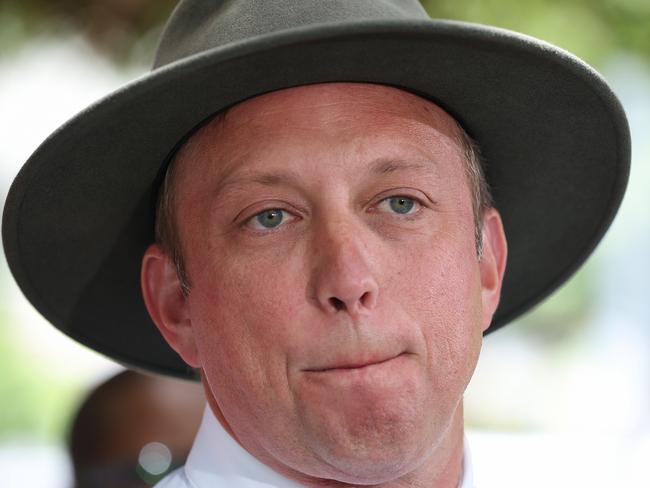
[305,353,404,372]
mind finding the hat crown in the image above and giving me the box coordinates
[153,0,429,68]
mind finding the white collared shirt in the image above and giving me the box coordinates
[155,406,475,488]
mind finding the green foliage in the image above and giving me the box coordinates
[512,262,597,345]
[0,0,178,64]
[0,316,83,442]
[2,0,650,67]
[422,0,650,68]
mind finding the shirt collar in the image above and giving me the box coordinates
[459,432,475,488]
[184,405,474,487]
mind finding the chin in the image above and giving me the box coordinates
[311,438,432,485]
[298,401,439,484]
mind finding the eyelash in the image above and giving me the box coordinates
[243,194,425,233]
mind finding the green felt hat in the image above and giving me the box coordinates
[2,0,631,379]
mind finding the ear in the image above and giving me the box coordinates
[478,208,508,332]
[141,243,200,367]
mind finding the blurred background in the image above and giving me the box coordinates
[1,0,648,486]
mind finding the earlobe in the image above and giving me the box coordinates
[478,208,508,332]
[140,243,200,367]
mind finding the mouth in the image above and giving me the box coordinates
[304,352,405,373]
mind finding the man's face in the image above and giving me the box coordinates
[148,83,504,484]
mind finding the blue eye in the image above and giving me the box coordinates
[255,209,284,228]
[386,196,416,214]
[246,195,419,233]
[378,195,420,215]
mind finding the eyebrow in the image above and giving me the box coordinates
[212,157,433,198]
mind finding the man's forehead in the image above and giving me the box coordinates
[172,82,463,180]
[222,82,459,134]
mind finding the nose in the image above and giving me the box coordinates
[310,219,379,318]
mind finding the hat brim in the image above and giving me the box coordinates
[2,20,630,379]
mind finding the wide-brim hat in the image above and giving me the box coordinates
[2,0,630,379]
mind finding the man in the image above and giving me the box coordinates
[141,81,502,487]
[2,1,630,487]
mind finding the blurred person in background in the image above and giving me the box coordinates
[2,1,631,487]
[68,370,205,487]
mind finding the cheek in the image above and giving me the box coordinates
[188,252,305,397]
[397,232,484,388]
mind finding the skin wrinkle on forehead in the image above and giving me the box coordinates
[223,98,460,150]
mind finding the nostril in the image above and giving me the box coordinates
[360,291,370,306]
[329,297,346,311]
